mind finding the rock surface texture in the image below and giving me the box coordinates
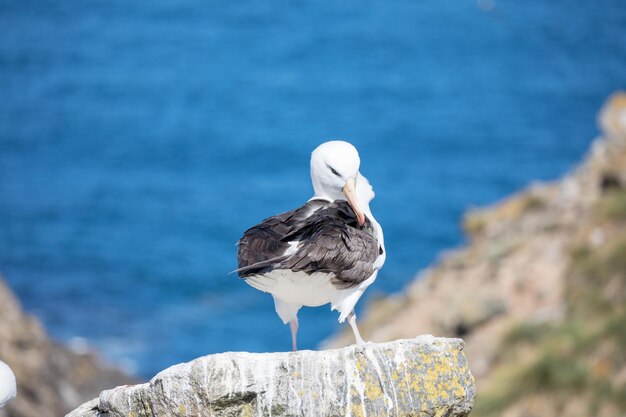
[67,336,475,417]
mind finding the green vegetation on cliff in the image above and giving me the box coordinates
[476,98,626,416]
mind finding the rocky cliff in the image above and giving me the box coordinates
[0,277,134,417]
[67,336,475,417]
[324,93,626,416]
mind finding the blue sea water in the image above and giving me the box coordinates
[1,0,625,377]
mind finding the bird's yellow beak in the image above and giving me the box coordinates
[342,177,365,226]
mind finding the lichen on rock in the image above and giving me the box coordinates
[66,336,475,417]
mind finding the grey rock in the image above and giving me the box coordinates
[66,336,475,417]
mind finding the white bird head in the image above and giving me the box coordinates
[310,140,371,225]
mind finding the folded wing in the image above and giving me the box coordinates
[237,200,379,289]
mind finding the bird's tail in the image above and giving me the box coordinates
[229,255,289,277]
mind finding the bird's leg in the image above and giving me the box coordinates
[347,311,365,346]
[289,317,299,352]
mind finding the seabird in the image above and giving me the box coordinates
[0,360,16,408]
[236,141,386,350]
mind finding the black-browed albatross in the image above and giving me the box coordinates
[236,141,386,351]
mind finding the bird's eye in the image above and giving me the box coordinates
[329,167,341,177]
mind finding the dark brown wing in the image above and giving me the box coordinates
[236,199,328,277]
[276,201,379,289]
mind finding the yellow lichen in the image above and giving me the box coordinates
[362,371,384,401]
[350,401,366,417]
[239,402,253,417]
[355,355,367,372]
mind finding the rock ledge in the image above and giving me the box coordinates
[67,336,475,417]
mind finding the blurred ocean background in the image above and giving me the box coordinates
[1,0,625,378]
